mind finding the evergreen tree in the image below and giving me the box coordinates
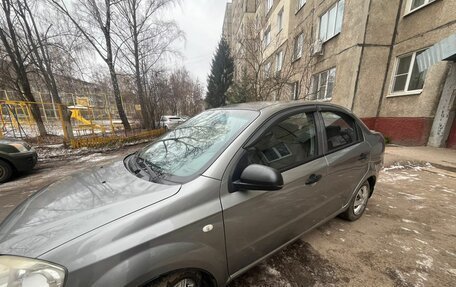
[205,38,234,108]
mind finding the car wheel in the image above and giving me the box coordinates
[148,271,204,287]
[0,159,13,183]
[339,181,370,221]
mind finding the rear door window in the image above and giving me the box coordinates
[321,111,360,152]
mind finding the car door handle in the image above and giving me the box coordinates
[358,153,368,160]
[305,174,322,185]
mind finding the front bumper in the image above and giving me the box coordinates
[8,150,38,172]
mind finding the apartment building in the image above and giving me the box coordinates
[223,0,456,148]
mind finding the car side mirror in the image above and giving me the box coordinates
[233,164,283,191]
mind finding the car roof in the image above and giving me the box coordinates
[212,101,351,115]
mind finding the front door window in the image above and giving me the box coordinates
[246,112,318,171]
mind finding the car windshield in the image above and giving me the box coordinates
[137,109,259,182]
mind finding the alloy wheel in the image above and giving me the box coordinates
[173,278,196,287]
[353,185,369,215]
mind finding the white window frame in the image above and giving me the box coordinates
[263,26,271,48]
[389,50,427,96]
[277,8,284,32]
[312,67,336,101]
[406,0,436,14]
[264,61,272,78]
[318,0,345,42]
[293,32,304,60]
[297,0,306,12]
[292,81,299,100]
[276,50,284,73]
[265,0,273,13]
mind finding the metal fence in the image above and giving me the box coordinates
[0,96,164,148]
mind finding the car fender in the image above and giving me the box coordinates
[90,241,226,287]
[42,176,228,287]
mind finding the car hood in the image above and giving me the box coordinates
[0,160,181,258]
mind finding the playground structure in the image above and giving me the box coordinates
[69,105,108,135]
[0,90,147,147]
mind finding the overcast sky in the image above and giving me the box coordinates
[171,0,228,85]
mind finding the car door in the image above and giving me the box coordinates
[220,107,338,277]
[317,107,371,206]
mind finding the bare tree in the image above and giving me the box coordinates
[169,68,203,116]
[14,0,75,139]
[49,0,131,131]
[145,68,203,124]
[0,0,47,136]
[115,0,183,129]
[230,14,316,102]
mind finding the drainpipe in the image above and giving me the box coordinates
[376,0,404,119]
[350,0,372,111]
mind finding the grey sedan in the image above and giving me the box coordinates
[0,102,384,287]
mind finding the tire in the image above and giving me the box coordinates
[147,271,204,287]
[339,180,370,221]
[0,159,13,184]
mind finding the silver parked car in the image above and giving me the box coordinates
[0,102,384,287]
[159,115,185,130]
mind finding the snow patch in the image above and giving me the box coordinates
[398,192,425,201]
[414,238,428,245]
[445,250,456,257]
[416,254,433,271]
[401,246,412,252]
[265,266,281,277]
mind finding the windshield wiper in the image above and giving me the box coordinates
[135,153,164,183]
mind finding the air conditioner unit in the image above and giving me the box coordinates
[312,39,323,56]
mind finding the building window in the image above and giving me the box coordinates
[312,67,336,101]
[292,81,299,100]
[265,0,273,13]
[319,0,345,42]
[276,50,284,73]
[391,50,427,94]
[297,0,306,11]
[408,0,435,12]
[263,26,271,48]
[277,8,284,31]
[264,62,272,78]
[293,32,304,60]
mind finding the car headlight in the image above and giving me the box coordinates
[8,143,29,153]
[0,256,65,287]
